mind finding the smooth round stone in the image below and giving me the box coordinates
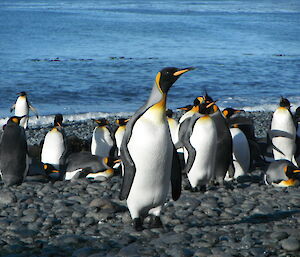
[270,231,289,241]
[281,237,300,251]
[193,247,212,257]
[0,191,17,205]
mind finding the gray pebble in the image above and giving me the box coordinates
[281,237,300,251]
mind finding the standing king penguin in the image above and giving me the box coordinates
[208,100,234,184]
[10,91,39,129]
[91,118,115,157]
[270,97,296,163]
[180,102,217,191]
[120,67,193,231]
[115,118,129,156]
[0,116,29,186]
[41,114,68,176]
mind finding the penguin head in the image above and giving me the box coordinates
[284,165,300,180]
[116,118,129,126]
[43,164,61,179]
[6,115,27,126]
[104,157,121,168]
[177,104,193,112]
[222,108,244,119]
[93,118,109,127]
[203,92,214,104]
[279,97,291,109]
[156,67,194,94]
[54,114,63,127]
[17,91,27,97]
[166,109,174,118]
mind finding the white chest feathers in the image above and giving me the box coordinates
[115,126,126,155]
[15,96,28,116]
[188,116,217,188]
[91,126,114,157]
[167,117,179,145]
[126,109,173,218]
[41,128,65,169]
[271,108,296,161]
[230,127,250,178]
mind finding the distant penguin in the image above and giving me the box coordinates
[181,102,217,191]
[10,91,39,129]
[0,116,29,186]
[270,97,296,163]
[120,67,193,231]
[166,109,179,145]
[64,151,119,180]
[115,118,129,156]
[209,101,234,184]
[41,114,67,172]
[222,108,250,179]
[228,125,250,179]
[91,118,115,157]
[264,160,300,187]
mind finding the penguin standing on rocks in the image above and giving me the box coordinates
[10,91,39,129]
[222,108,250,179]
[41,114,67,178]
[270,97,296,163]
[120,67,193,231]
[264,160,300,187]
[180,102,217,191]
[0,116,29,186]
[91,118,115,157]
[208,100,234,185]
[115,118,129,156]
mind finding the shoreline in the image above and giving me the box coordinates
[1,111,300,256]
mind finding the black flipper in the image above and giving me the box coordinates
[182,115,199,174]
[171,145,182,201]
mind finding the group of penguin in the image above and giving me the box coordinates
[0,67,299,231]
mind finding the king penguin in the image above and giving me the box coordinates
[91,118,115,157]
[180,102,217,191]
[270,97,296,163]
[41,114,68,174]
[0,116,29,186]
[10,91,39,129]
[120,67,193,231]
[209,100,234,185]
[222,108,250,179]
[264,160,300,187]
[115,118,129,156]
[64,151,119,180]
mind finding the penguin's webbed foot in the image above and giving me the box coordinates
[133,218,144,231]
[148,216,163,229]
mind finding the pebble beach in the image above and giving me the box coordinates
[0,111,300,257]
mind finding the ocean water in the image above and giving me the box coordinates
[0,0,300,126]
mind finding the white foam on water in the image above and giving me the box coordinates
[0,111,134,128]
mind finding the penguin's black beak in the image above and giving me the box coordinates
[173,67,195,77]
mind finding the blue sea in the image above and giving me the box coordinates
[0,0,299,126]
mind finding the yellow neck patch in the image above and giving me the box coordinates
[155,72,163,94]
[12,117,19,124]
